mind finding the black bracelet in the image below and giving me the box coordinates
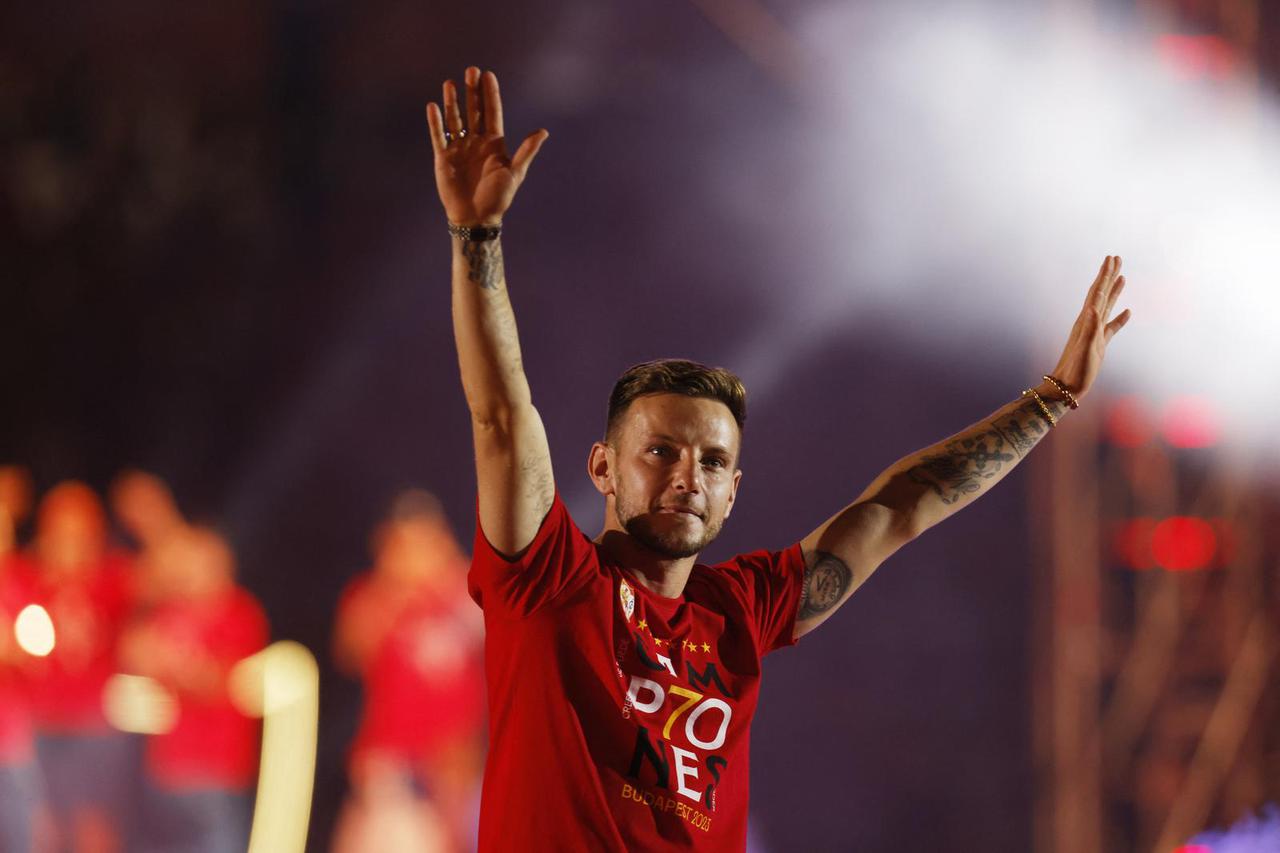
[447,222,502,242]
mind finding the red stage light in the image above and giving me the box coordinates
[1106,397,1155,448]
[1210,518,1238,568]
[1114,517,1158,570]
[1151,517,1218,571]
[1161,396,1222,449]
[1156,34,1237,80]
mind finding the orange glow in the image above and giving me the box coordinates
[102,674,178,735]
[14,604,56,656]
[1151,517,1218,571]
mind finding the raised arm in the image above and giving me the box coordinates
[793,256,1132,639]
[427,67,552,556]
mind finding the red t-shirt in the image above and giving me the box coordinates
[27,552,135,732]
[0,554,39,763]
[469,495,804,852]
[342,572,485,767]
[143,586,268,790]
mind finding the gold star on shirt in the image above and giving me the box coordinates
[654,637,666,647]
[684,640,697,652]
[637,619,648,631]
[701,642,711,652]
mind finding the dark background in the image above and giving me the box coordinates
[5,1,1276,849]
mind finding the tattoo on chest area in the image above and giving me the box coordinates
[799,551,853,620]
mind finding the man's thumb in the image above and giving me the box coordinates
[511,130,550,181]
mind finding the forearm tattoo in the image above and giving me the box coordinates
[798,550,853,621]
[461,238,504,290]
[905,398,1064,505]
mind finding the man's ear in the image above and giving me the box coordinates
[587,441,614,497]
[723,468,743,520]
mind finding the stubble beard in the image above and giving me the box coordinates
[616,498,725,560]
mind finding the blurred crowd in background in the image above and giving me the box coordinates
[0,465,484,853]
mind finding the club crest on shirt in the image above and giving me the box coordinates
[619,579,635,622]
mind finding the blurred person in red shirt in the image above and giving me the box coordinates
[28,481,136,853]
[118,525,268,853]
[109,470,187,606]
[0,465,44,853]
[331,490,485,853]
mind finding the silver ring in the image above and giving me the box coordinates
[443,130,453,143]
[458,128,468,138]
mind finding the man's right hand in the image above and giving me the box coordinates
[426,67,549,226]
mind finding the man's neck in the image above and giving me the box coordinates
[594,529,697,599]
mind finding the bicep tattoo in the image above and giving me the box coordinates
[798,550,853,622]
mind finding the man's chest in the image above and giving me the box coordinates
[547,573,764,813]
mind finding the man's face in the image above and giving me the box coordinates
[598,393,742,559]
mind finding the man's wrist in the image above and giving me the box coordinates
[448,221,503,242]
[1027,380,1070,426]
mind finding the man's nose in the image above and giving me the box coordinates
[670,452,701,493]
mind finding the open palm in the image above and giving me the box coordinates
[1050,255,1132,400]
[426,67,548,227]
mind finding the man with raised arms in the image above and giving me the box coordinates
[426,66,1131,851]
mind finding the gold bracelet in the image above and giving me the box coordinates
[1041,374,1080,410]
[1022,387,1057,428]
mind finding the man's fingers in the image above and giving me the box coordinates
[425,103,448,154]
[443,79,464,134]
[464,66,483,135]
[1103,274,1126,319]
[1083,256,1109,311]
[1101,256,1123,308]
[483,71,505,138]
[511,129,550,181]
[1104,308,1131,342]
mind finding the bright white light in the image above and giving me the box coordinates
[715,5,1280,459]
[14,604,55,656]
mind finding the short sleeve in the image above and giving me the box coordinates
[468,493,599,617]
[714,544,806,655]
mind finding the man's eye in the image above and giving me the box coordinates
[702,458,726,469]
[648,446,669,457]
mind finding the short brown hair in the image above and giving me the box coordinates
[605,359,746,440]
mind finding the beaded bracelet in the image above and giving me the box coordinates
[1041,374,1080,410]
[1022,387,1057,428]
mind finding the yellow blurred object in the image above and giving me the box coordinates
[230,641,319,853]
[102,674,179,734]
[14,603,55,656]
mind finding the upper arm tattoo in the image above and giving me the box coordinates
[461,238,504,290]
[798,550,853,622]
[519,449,555,508]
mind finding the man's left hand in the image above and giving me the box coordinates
[1048,255,1132,400]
